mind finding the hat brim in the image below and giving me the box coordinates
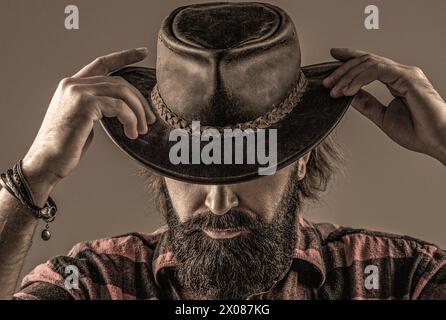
[100,61,353,184]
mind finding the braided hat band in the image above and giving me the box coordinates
[150,70,309,133]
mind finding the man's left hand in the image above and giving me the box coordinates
[323,48,446,165]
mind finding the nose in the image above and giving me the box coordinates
[204,185,239,216]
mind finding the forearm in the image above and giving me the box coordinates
[0,188,38,299]
[0,159,57,299]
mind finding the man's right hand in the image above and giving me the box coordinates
[21,47,156,206]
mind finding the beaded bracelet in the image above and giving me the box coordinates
[0,160,57,240]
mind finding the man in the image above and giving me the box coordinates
[0,2,445,300]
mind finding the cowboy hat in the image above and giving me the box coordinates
[100,2,353,184]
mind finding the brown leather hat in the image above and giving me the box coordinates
[101,2,353,184]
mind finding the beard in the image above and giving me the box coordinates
[156,166,302,300]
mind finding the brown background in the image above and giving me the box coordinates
[0,0,445,283]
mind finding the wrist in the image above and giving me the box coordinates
[430,144,446,167]
[438,151,446,167]
[21,155,61,207]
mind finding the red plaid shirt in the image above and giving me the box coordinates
[13,216,446,300]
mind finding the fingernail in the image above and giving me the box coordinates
[139,126,148,135]
[323,78,332,88]
[136,47,149,55]
[330,89,340,98]
[147,114,157,125]
[126,130,136,140]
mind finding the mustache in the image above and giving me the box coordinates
[173,209,265,233]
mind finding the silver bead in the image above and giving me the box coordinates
[41,229,51,241]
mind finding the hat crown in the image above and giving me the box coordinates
[155,2,303,127]
[172,3,280,49]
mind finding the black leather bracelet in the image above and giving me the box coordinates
[0,160,58,240]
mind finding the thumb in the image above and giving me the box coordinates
[351,90,386,130]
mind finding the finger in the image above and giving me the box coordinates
[73,47,149,78]
[323,54,370,88]
[119,78,156,124]
[330,48,370,61]
[351,89,386,130]
[92,96,139,139]
[70,76,156,124]
[331,60,379,97]
[84,82,149,134]
[342,65,383,97]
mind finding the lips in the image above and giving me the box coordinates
[203,228,247,239]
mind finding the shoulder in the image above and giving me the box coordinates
[312,222,446,299]
[17,226,169,300]
[68,225,168,260]
[315,222,445,258]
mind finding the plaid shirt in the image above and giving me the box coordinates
[13,216,446,300]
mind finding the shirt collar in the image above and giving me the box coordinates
[151,215,326,289]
